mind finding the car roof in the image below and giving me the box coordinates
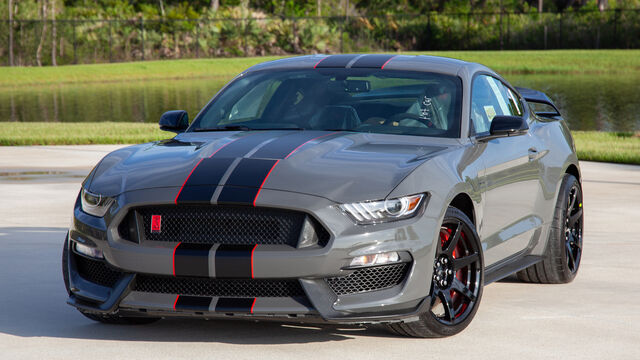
[244,54,496,79]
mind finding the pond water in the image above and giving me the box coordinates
[1,73,639,132]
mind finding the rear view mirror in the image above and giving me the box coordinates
[159,110,189,133]
[343,80,370,93]
[478,115,528,141]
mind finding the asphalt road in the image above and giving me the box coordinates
[1,146,638,360]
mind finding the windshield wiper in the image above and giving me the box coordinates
[193,125,252,132]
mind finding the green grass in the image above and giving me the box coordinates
[2,50,639,88]
[572,131,640,165]
[0,122,168,146]
[2,123,639,165]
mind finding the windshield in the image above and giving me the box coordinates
[190,69,462,138]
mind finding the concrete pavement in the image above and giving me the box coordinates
[0,145,638,359]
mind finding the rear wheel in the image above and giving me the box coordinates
[517,174,583,284]
[62,233,160,325]
[387,206,483,337]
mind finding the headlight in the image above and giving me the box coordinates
[339,194,425,224]
[80,188,114,217]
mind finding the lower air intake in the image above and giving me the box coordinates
[325,262,410,296]
[74,253,124,288]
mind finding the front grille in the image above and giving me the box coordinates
[135,275,306,298]
[125,205,325,247]
[74,253,124,287]
[325,263,410,296]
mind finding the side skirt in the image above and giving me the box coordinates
[484,255,544,284]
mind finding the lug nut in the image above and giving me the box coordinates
[436,276,441,281]
[443,258,448,264]
[448,269,453,274]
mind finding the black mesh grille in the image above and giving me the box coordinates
[135,275,305,298]
[133,205,315,246]
[74,253,124,288]
[325,263,410,296]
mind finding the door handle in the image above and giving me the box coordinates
[528,147,539,161]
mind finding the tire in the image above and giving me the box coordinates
[517,174,583,284]
[62,233,160,325]
[387,206,484,338]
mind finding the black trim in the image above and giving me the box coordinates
[314,54,359,68]
[174,243,213,277]
[215,244,254,278]
[175,295,212,311]
[351,54,395,68]
[215,297,254,312]
[484,255,544,284]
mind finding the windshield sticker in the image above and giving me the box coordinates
[484,105,497,121]
[419,96,432,121]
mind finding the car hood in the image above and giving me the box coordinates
[88,130,453,203]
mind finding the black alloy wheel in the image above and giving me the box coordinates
[387,206,484,337]
[517,173,584,284]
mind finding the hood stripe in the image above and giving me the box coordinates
[177,131,344,205]
[250,131,332,159]
[214,244,254,278]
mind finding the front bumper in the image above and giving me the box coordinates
[66,186,440,324]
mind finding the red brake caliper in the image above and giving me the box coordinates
[441,227,468,318]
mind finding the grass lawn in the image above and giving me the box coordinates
[1,123,638,165]
[2,50,639,88]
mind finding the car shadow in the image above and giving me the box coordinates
[0,227,395,343]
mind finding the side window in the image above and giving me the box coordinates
[223,79,280,124]
[471,75,522,134]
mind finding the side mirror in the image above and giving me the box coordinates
[159,110,189,133]
[479,115,528,141]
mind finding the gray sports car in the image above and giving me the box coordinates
[63,54,583,337]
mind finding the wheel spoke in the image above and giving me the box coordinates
[568,208,583,227]
[451,278,477,302]
[439,290,455,322]
[567,189,577,215]
[565,241,575,269]
[443,222,462,256]
[453,252,479,270]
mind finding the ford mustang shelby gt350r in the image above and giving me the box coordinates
[63,54,584,337]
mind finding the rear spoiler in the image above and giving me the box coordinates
[515,87,562,119]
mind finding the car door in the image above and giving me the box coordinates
[471,75,543,267]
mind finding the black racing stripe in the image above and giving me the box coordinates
[250,131,327,159]
[315,54,360,68]
[174,243,212,277]
[176,157,235,204]
[351,54,395,68]
[215,297,254,312]
[215,244,253,278]
[175,295,212,311]
[216,186,259,205]
[225,158,278,187]
[213,132,282,158]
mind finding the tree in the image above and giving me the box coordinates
[36,0,48,67]
[211,0,219,11]
[8,0,13,66]
[51,0,57,66]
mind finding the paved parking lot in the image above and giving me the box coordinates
[0,146,638,360]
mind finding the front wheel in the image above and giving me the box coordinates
[387,206,484,337]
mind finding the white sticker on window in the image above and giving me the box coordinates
[484,105,497,121]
